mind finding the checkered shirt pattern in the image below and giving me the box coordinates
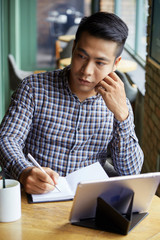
[0,66,144,179]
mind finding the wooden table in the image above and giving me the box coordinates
[58,35,75,42]
[59,58,137,73]
[117,59,137,73]
[0,190,160,240]
[59,57,71,68]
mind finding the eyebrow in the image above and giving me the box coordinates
[77,47,110,62]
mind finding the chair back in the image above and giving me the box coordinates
[115,70,138,103]
[8,54,33,90]
[8,54,22,90]
[60,39,74,59]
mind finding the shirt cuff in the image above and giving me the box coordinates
[11,159,33,180]
[113,113,137,140]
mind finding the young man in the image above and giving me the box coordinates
[0,12,143,194]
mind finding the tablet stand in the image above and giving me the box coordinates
[72,191,148,235]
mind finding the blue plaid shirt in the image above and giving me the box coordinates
[0,66,143,179]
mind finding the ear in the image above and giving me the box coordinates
[113,56,121,71]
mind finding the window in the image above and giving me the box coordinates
[120,0,136,51]
[101,0,148,66]
[116,0,148,65]
[36,0,91,69]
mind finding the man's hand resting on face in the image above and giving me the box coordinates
[19,167,59,194]
[95,72,129,122]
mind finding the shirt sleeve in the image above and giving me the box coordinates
[0,78,34,179]
[110,99,144,175]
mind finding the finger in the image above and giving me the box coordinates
[19,167,56,194]
[103,74,119,86]
[102,72,124,91]
[27,181,54,194]
[34,167,55,186]
[44,168,59,185]
[97,78,113,93]
[35,180,55,192]
[108,71,120,82]
[108,72,125,89]
[29,183,54,194]
[95,85,108,99]
[27,170,55,193]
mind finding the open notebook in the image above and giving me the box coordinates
[28,162,109,203]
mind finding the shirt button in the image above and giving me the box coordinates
[77,125,81,131]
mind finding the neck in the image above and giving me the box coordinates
[69,86,97,102]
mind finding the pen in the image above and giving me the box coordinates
[3,176,6,188]
[28,153,60,192]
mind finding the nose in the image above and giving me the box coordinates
[81,60,94,76]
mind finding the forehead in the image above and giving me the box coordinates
[75,31,118,58]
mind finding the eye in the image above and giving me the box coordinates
[78,53,86,59]
[78,53,85,59]
[96,61,106,66]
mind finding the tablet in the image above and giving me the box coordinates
[69,172,160,223]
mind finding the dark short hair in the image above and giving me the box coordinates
[75,12,128,58]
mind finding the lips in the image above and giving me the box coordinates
[79,78,91,85]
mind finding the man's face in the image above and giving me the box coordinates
[69,31,121,101]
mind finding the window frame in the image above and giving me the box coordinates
[114,0,148,68]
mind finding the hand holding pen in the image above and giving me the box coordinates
[27,153,60,192]
[19,154,60,194]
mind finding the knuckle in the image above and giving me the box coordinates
[121,81,124,87]
[31,167,38,174]
[42,183,53,192]
[42,184,48,191]
[25,183,30,191]
[55,172,59,178]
